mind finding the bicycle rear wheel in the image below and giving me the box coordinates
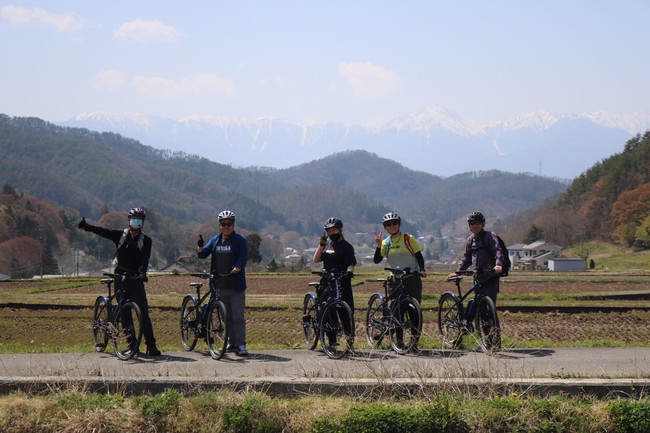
[302,292,319,350]
[319,300,354,359]
[180,295,199,351]
[365,293,388,348]
[113,301,142,360]
[475,296,501,352]
[389,296,422,354]
[92,296,110,352]
[438,292,463,349]
[207,300,228,360]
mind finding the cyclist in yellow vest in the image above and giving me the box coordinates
[373,212,427,303]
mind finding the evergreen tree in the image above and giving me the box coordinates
[246,233,263,264]
[524,224,545,244]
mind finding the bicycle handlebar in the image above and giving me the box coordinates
[383,267,423,278]
[190,272,237,280]
[102,272,148,282]
[312,269,353,280]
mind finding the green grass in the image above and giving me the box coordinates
[1,389,648,433]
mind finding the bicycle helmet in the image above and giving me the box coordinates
[382,212,401,225]
[467,211,485,224]
[323,217,343,230]
[128,207,146,219]
[218,210,236,221]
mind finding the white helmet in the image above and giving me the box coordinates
[218,210,236,221]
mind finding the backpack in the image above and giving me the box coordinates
[474,231,511,277]
[489,232,511,277]
[112,229,144,268]
[385,232,415,256]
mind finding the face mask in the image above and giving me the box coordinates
[129,218,143,229]
[329,233,341,242]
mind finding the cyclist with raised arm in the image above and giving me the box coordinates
[449,211,504,305]
[78,207,161,356]
[373,212,427,349]
[313,217,357,344]
[197,210,249,356]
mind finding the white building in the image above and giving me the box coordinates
[548,257,586,271]
[508,240,563,271]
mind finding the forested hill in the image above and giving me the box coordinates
[562,131,650,246]
[0,114,568,237]
[500,131,650,248]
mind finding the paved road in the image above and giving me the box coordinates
[1,347,648,397]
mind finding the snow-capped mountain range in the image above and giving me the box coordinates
[60,106,650,179]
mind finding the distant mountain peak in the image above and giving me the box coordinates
[380,105,485,137]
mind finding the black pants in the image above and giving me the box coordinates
[122,278,156,348]
[389,275,422,342]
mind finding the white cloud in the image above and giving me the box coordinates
[114,19,183,44]
[0,5,86,32]
[132,73,237,98]
[338,62,400,99]
[89,70,126,91]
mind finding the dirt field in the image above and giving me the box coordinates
[1,272,649,351]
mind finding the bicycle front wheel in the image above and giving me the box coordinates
[206,300,228,360]
[113,301,142,360]
[180,295,199,351]
[319,300,354,359]
[475,296,501,353]
[389,296,422,354]
[438,292,463,349]
[92,296,110,352]
[302,292,319,350]
[365,293,388,348]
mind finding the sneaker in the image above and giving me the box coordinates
[146,346,161,356]
[235,345,249,356]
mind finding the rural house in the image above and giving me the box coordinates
[508,240,563,271]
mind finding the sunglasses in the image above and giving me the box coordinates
[220,222,233,227]
[468,221,482,226]
[383,221,399,227]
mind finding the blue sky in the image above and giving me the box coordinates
[1,1,649,126]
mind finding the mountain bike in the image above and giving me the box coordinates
[92,272,143,360]
[302,269,357,359]
[438,269,501,352]
[365,267,423,354]
[179,272,230,360]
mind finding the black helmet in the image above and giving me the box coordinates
[218,210,236,221]
[323,217,343,230]
[382,212,401,225]
[467,211,485,224]
[128,207,146,219]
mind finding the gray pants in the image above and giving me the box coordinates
[221,287,247,347]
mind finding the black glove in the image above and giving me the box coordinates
[228,269,238,278]
[77,217,89,230]
[197,234,204,248]
[319,231,327,247]
[135,273,148,282]
[345,271,354,279]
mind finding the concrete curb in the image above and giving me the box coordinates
[1,376,648,398]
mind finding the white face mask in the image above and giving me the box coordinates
[129,218,143,229]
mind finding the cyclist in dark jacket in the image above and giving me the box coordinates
[78,207,161,356]
[197,210,249,356]
[313,217,357,312]
[450,211,505,304]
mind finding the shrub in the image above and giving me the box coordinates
[608,399,650,433]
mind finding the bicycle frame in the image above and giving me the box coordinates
[93,272,142,360]
[302,269,356,358]
[439,269,501,352]
[365,267,422,353]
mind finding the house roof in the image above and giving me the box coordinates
[509,240,563,251]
